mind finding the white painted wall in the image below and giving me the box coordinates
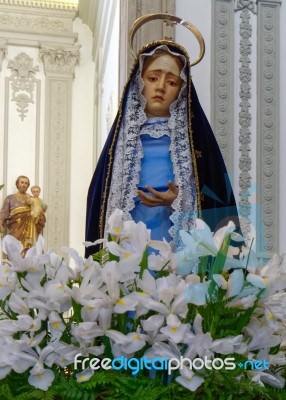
[176,0,211,119]
[0,16,95,255]
[100,1,119,145]
[70,17,95,252]
[0,46,46,197]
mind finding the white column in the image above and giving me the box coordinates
[40,44,80,252]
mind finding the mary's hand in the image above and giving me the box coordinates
[137,181,179,207]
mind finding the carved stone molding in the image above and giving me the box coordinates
[44,79,72,252]
[0,3,78,46]
[0,14,68,32]
[39,44,80,77]
[211,0,235,171]
[0,39,7,71]
[256,0,281,257]
[235,0,257,12]
[235,0,257,241]
[0,0,78,11]
[7,52,39,121]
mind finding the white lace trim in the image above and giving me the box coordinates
[140,119,170,138]
[105,45,197,245]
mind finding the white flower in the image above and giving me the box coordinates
[184,332,214,359]
[180,219,241,260]
[119,331,148,354]
[48,312,66,340]
[245,323,281,351]
[1,208,286,394]
[28,368,55,391]
[184,281,210,305]
[211,335,247,355]
[246,273,269,289]
[9,292,29,315]
[106,208,126,238]
[0,263,16,299]
[250,370,285,388]
[160,314,190,343]
[76,368,94,383]
[176,372,204,392]
[227,269,244,298]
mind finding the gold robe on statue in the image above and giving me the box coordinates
[0,194,46,251]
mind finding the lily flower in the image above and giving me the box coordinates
[105,208,126,238]
[211,335,247,355]
[48,312,66,341]
[28,366,55,391]
[250,370,285,389]
[176,370,205,392]
[0,263,16,299]
[160,314,190,343]
[76,368,94,383]
[184,281,210,305]
[246,273,269,289]
[185,219,240,254]
[119,330,149,354]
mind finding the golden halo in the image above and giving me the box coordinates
[128,13,205,67]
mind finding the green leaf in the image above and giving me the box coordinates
[139,247,148,279]
[208,233,231,299]
[71,298,82,324]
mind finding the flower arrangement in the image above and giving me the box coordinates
[0,209,286,400]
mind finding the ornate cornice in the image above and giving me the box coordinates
[0,5,78,45]
[39,44,80,77]
[0,0,78,11]
[0,13,67,32]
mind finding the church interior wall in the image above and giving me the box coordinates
[1,0,285,256]
[69,16,94,252]
[176,0,285,255]
[0,1,95,254]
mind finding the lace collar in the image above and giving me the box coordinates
[140,117,170,138]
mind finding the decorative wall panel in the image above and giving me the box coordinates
[256,0,281,257]
[235,0,256,242]
[7,52,39,121]
[211,0,234,171]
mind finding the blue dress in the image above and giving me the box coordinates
[131,119,174,241]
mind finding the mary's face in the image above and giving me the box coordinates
[142,54,182,117]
